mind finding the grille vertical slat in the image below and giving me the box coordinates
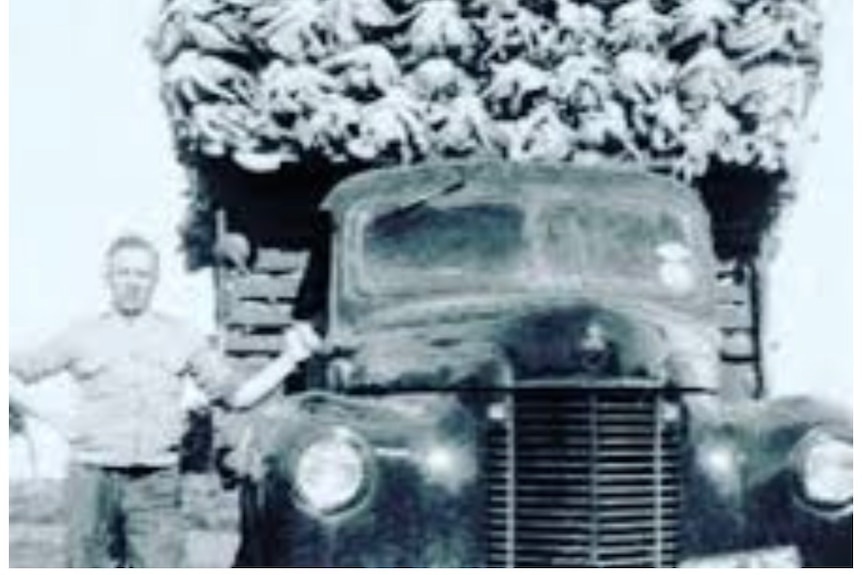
[484,395,516,568]
[484,387,683,567]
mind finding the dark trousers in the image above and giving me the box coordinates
[65,463,185,567]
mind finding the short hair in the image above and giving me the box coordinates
[105,233,160,270]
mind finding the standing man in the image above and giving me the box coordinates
[9,233,320,567]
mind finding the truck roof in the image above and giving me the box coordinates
[322,159,706,221]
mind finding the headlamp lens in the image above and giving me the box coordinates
[797,430,853,512]
[293,431,370,514]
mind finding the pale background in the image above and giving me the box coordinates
[8,0,853,478]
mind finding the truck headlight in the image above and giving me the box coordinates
[292,428,373,514]
[793,428,853,517]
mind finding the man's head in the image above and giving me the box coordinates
[104,234,160,317]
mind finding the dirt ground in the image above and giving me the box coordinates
[9,524,240,568]
[9,474,241,568]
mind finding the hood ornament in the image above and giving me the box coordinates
[575,321,617,374]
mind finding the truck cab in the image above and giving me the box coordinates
[229,160,851,567]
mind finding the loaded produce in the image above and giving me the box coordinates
[151,0,822,182]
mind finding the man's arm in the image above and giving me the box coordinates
[189,322,323,410]
[10,328,76,385]
[9,329,77,435]
[10,374,39,421]
[9,373,67,433]
[228,322,323,409]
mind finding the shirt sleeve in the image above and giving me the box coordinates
[186,335,236,402]
[10,326,78,384]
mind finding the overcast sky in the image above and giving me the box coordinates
[10,0,214,343]
[763,0,852,406]
[8,0,853,477]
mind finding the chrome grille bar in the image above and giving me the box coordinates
[484,387,683,567]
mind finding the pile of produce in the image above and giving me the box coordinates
[151,0,822,182]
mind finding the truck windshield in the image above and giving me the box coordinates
[358,199,702,299]
[542,203,701,296]
[360,202,529,295]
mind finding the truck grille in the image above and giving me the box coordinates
[484,387,683,567]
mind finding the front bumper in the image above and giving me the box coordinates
[681,546,801,568]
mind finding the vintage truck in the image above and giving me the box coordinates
[216,159,851,567]
[149,0,849,566]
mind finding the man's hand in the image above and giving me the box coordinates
[213,405,274,489]
[213,408,252,489]
[10,400,27,435]
[282,320,324,364]
[9,375,72,441]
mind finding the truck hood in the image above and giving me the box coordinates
[329,298,719,392]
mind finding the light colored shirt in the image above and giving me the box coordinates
[10,311,232,468]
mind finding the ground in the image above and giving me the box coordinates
[9,474,241,568]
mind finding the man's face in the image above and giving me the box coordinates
[106,246,159,317]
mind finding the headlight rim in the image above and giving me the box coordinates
[791,426,853,520]
[289,426,375,516]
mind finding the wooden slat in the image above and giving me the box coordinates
[224,301,294,327]
[717,303,753,330]
[715,260,749,280]
[720,330,756,360]
[224,273,302,301]
[224,332,284,354]
[721,363,759,398]
[254,249,309,273]
[715,279,749,305]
